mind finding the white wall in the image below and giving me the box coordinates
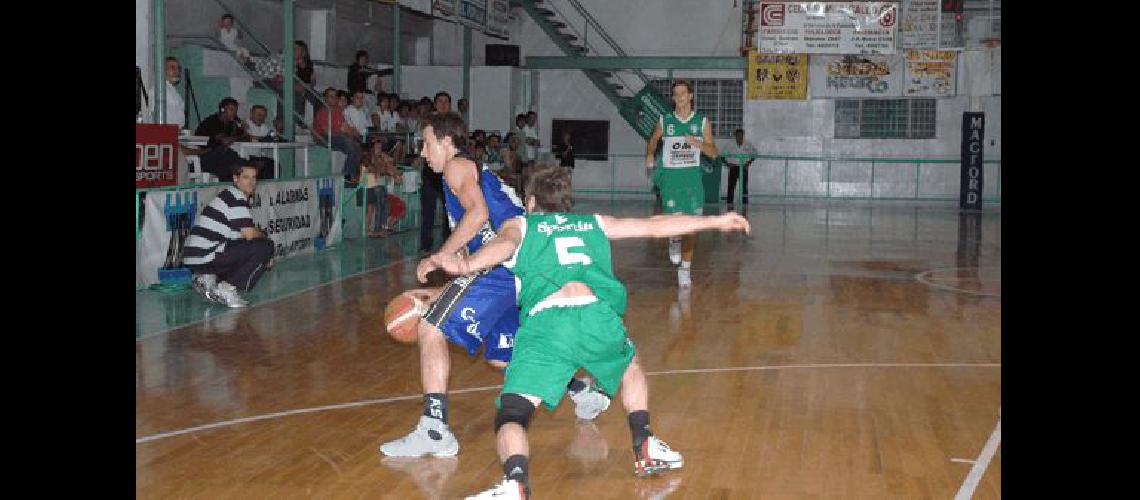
[136,0,152,94]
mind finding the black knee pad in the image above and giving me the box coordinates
[494,393,536,433]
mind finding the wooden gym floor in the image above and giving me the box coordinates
[136,199,1001,499]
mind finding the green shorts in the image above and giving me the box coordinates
[500,300,636,410]
[652,166,704,215]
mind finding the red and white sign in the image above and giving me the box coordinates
[136,124,179,188]
[757,2,899,55]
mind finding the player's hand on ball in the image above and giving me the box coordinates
[415,257,438,283]
[719,212,751,234]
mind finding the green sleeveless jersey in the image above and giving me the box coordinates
[503,212,627,319]
[658,110,708,170]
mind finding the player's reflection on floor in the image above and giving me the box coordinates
[380,455,459,500]
[633,475,684,500]
[566,421,609,466]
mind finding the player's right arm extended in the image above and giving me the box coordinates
[598,213,750,240]
[432,218,522,275]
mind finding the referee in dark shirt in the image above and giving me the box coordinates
[184,163,274,307]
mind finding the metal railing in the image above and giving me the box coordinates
[540,0,645,96]
[572,153,1002,206]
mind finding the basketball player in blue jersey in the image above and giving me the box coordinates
[380,111,611,458]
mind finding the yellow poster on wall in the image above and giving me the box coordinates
[747,50,808,100]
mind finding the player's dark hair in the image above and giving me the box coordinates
[423,111,468,150]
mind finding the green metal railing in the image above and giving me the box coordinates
[574,153,1002,206]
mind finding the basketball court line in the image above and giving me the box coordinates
[136,362,1000,444]
[954,414,1001,500]
[136,254,420,341]
[915,267,1002,298]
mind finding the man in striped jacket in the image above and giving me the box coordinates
[184,163,275,308]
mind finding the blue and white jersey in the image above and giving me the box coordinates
[443,162,525,260]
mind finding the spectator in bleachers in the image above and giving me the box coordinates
[376,94,401,132]
[554,130,575,170]
[194,97,250,179]
[485,133,504,172]
[361,138,391,236]
[185,162,275,308]
[218,14,251,66]
[345,89,373,143]
[498,132,522,189]
[397,100,415,132]
[348,50,383,95]
[314,87,363,184]
[458,97,469,119]
[162,56,186,130]
[246,105,273,140]
[512,114,528,165]
[523,110,541,167]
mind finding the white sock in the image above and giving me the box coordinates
[680,261,691,269]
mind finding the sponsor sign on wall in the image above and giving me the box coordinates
[136,177,343,287]
[747,50,809,100]
[903,49,957,97]
[485,0,511,39]
[959,112,984,210]
[458,0,487,30]
[808,54,904,98]
[757,1,899,55]
[899,0,940,49]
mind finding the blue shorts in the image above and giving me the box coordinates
[422,266,519,362]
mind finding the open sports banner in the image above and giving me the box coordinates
[809,54,904,98]
[747,50,808,100]
[484,0,511,39]
[136,124,179,188]
[903,49,957,97]
[757,2,899,55]
[136,177,343,288]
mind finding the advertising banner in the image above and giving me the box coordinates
[899,0,940,49]
[747,50,808,100]
[458,0,488,31]
[485,0,511,39]
[959,112,984,210]
[757,1,899,55]
[808,54,904,98]
[136,124,179,188]
[136,177,343,287]
[903,49,957,97]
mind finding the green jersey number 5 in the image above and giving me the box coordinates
[555,236,593,266]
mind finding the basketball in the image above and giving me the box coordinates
[384,292,426,343]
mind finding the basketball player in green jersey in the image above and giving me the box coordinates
[644,79,719,288]
[421,166,750,499]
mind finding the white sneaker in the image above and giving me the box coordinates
[568,377,611,420]
[466,477,528,500]
[667,237,681,266]
[379,415,460,457]
[633,435,684,477]
[191,274,219,303]
[213,281,249,308]
[677,266,691,288]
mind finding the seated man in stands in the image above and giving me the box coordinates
[185,162,274,308]
[194,97,250,179]
[246,105,274,140]
[314,87,364,184]
[345,89,373,145]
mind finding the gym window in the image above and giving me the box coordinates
[834,98,937,139]
[650,78,744,139]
